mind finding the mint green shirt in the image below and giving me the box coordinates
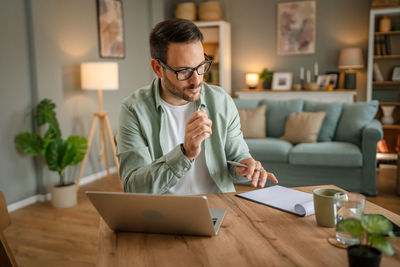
[117,78,251,194]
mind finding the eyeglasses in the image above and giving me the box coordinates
[157,54,213,81]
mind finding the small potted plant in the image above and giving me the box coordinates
[259,68,273,89]
[337,214,396,267]
[15,99,87,208]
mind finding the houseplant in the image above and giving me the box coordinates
[259,68,273,89]
[15,99,87,208]
[337,214,396,267]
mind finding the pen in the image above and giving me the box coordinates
[227,161,262,172]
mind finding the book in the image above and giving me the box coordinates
[235,185,314,217]
[377,139,389,153]
[385,35,392,55]
[374,63,384,81]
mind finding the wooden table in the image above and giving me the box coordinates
[97,185,400,266]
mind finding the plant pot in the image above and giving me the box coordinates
[50,182,77,208]
[262,81,271,89]
[347,245,382,267]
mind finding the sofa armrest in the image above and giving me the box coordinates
[362,119,383,144]
[361,119,383,196]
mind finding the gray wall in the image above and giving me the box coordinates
[0,0,165,205]
[167,0,370,100]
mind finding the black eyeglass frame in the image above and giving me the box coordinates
[157,54,213,81]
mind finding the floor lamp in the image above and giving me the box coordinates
[76,62,120,189]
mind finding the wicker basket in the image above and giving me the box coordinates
[371,0,400,8]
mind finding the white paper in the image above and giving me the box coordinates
[236,185,315,217]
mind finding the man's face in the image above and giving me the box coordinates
[159,41,205,105]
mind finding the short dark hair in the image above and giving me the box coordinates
[150,18,203,63]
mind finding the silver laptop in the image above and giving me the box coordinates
[86,191,226,236]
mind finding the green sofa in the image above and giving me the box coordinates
[233,98,382,196]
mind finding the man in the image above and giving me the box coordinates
[117,18,277,194]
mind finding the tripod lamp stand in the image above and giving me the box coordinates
[76,62,120,189]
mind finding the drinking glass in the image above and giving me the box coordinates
[333,192,365,245]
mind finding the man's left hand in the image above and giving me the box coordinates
[235,158,278,188]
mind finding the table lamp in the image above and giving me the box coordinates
[76,62,120,188]
[338,48,364,89]
[246,73,259,89]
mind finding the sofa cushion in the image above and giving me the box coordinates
[245,138,293,163]
[335,101,379,147]
[238,105,267,138]
[281,112,326,144]
[261,99,304,138]
[289,142,362,167]
[303,101,343,142]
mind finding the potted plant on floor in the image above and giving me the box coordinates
[337,214,396,267]
[259,68,273,89]
[15,99,87,208]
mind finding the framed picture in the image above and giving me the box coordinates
[97,0,125,58]
[392,66,400,81]
[316,75,329,90]
[272,72,293,90]
[277,1,316,55]
[326,72,340,89]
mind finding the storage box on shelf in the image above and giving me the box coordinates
[367,7,400,162]
[195,21,231,94]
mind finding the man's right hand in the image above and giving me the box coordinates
[182,110,212,160]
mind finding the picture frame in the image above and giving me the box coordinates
[97,0,125,58]
[277,1,316,55]
[326,71,340,89]
[392,66,400,81]
[272,72,293,90]
[316,75,329,90]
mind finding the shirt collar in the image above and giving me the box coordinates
[153,77,207,111]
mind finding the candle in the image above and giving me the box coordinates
[300,67,304,80]
[307,70,311,83]
[314,62,318,76]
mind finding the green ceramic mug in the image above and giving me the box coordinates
[313,188,346,228]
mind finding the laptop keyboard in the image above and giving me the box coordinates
[212,218,218,226]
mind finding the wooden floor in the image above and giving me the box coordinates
[4,167,400,266]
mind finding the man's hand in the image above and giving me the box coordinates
[235,158,278,188]
[183,110,212,160]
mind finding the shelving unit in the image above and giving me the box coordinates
[195,21,231,94]
[367,7,400,155]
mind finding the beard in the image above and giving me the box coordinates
[162,72,202,102]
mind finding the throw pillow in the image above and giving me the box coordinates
[281,112,327,144]
[237,105,267,138]
[261,99,304,138]
[304,101,343,142]
[335,100,379,146]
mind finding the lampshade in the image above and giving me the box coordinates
[338,48,364,70]
[246,73,259,89]
[81,62,119,90]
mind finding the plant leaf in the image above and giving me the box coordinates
[35,99,61,137]
[61,139,77,169]
[45,137,62,172]
[337,218,365,238]
[368,234,394,256]
[67,136,87,165]
[15,132,42,156]
[361,214,393,235]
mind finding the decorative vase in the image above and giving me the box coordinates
[347,245,382,267]
[263,80,272,89]
[175,2,196,21]
[50,182,77,208]
[379,16,391,32]
[381,105,395,125]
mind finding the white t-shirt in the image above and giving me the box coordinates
[160,99,219,195]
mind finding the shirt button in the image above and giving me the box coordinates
[184,167,188,171]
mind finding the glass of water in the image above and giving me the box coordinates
[333,192,365,245]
